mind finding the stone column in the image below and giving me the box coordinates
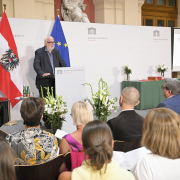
[138,0,145,25]
[93,0,124,24]
[0,0,54,20]
[93,0,144,25]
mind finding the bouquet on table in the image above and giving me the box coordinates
[41,87,69,134]
[124,65,132,81]
[84,78,118,122]
[157,64,168,77]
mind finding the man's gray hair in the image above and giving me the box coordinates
[165,78,180,95]
[44,37,47,43]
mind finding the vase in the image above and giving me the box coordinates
[52,121,63,135]
[126,74,130,81]
[161,72,164,78]
[98,115,108,122]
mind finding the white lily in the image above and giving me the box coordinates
[47,108,52,114]
[100,94,103,101]
[105,96,108,103]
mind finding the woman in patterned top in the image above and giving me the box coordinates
[6,97,58,165]
[59,101,93,172]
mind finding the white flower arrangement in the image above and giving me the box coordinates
[41,87,69,134]
[157,64,168,77]
[84,78,118,122]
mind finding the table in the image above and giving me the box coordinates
[122,80,166,110]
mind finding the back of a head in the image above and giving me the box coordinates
[71,101,93,126]
[121,87,140,106]
[82,120,113,172]
[165,78,180,95]
[0,137,16,180]
[142,108,180,159]
[20,97,45,127]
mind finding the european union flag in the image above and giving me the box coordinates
[51,16,70,67]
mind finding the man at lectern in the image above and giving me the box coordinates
[33,36,67,98]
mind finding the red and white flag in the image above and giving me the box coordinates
[0,11,23,108]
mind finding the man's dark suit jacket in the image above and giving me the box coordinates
[33,46,67,89]
[107,110,144,142]
[157,94,180,115]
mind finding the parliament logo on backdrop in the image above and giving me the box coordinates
[153,30,160,37]
[88,27,96,35]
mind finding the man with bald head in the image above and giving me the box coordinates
[34,36,67,98]
[107,87,144,141]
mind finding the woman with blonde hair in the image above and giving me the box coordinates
[59,120,135,180]
[0,137,16,180]
[59,101,93,171]
[131,108,180,180]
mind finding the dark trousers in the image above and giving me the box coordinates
[38,78,56,98]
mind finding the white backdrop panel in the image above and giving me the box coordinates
[0,18,171,134]
[55,67,85,132]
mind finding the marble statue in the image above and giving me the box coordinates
[61,0,90,23]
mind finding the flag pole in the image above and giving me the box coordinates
[57,9,59,18]
[3,4,6,11]
[1,5,17,126]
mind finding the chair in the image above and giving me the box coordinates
[15,154,64,180]
[113,140,141,152]
[64,152,86,171]
[0,128,8,139]
[64,152,71,171]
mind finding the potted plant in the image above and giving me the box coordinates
[84,78,118,122]
[41,87,69,134]
[124,65,132,81]
[157,64,168,77]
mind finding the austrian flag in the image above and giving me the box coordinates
[0,11,23,108]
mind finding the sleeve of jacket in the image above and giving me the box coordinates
[107,120,113,132]
[157,103,167,108]
[56,49,67,67]
[33,49,45,77]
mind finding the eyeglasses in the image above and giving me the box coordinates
[47,42,55,44]
[161,85,166,90]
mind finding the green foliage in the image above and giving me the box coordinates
[84,78,118,122]
[157,64,168,73]
[41,86,69,134]
[124,65,132,75]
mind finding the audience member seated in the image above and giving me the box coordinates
[59,120,135,180]
[157,78,180,115]
[6,97,58,165]
[107,87,144,141]
[0,136,16,180]
[59,101,93,172]
[131,108,180,180]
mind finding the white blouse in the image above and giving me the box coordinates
[131,153,180,180]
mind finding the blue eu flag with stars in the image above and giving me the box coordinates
[51,16,70,67]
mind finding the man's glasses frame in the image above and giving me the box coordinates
[47,42,56,44]
[161,85,169,90]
